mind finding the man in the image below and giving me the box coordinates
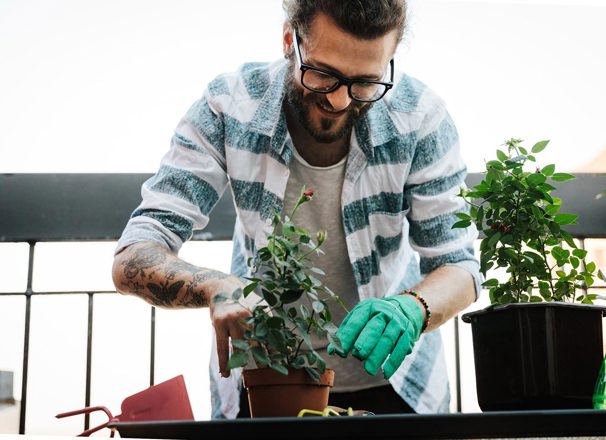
[112,0,480,418]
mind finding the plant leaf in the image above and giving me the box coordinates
[531,140,549,153]
[541,164,555,176]
[227,350,249,369]
[551,173,576,182]
[555,213,577,226]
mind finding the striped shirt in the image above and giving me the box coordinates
[116,59,480,417]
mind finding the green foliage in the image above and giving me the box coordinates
[214,186,346,378]
[454,138,605,304]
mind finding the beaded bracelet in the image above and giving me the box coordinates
[403,289,431,333]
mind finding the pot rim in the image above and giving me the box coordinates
[242,367,335,388]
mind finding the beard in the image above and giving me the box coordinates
[284,59,373,144]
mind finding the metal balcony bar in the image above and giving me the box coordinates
[1,173,605,434]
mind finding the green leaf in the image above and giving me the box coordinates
[551,173,576,182]
[231,339,250,350]
[227,350,249,369]
[282,289,303,304]
[559,230,576,248]
[243,283,258,296]
[266,316,283,329]
[271,364,289,376]
[541,164,555,176]
[482,278,500,287]
[291,355,305,368]
[527,173,547,187]
[261,288,278,307]
[312,300,325,314]
[544,204,561,216]
[254,321,269,338]
[452,220,471,229]
[486,230,502,248]
[251,347,270,366]
[455,212,471,220]
[531,140,550,153]
[555,213,577,226]
[496,149,509,162]
[309,276,322,287]
[487,160,506,171]
[304,367,320,381]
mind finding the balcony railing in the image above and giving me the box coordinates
[1,172,605,435]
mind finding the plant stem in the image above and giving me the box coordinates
[537,236,556,298]
[289,309,315,363]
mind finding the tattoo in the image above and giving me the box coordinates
[123,244,167,282]
[146,280,185,306]
[181,269,229,307]
[119,242,230,308]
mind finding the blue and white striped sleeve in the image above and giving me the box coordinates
[405,95,482,297]
[116,84,230,254]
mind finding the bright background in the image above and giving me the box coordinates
[1,0,606,435]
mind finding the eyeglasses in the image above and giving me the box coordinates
[292,29,394,103]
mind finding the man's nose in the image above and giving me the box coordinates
[325,85,352,112]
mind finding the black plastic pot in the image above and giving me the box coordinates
[462,302,606,411]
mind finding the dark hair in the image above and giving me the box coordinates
[283,0,407,42]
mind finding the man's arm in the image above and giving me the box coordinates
[408,264,476,332]
[112,241,249,377]
[112,241,241,308]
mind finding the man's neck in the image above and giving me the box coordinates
[285,105,350,167]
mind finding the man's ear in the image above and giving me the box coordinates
[282,22,293,58]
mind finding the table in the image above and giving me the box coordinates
[110,409,606,439]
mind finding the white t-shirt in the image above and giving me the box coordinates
[282,146,390,392]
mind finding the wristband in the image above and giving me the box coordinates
[402,289,431,332]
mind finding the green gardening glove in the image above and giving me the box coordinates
[327,295,424,379]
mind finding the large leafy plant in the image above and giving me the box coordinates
[215,186,345,381]
[453,138,605,304]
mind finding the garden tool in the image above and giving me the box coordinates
[56,374,194,437]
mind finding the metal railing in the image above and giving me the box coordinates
[2,173,605,434]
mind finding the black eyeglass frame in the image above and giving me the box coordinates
[292,29,394,103]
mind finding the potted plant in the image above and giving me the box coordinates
[453,138,606,411]
[214,186,346,418]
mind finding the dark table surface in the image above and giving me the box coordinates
[111,409,606,439]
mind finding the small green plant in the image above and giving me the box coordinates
[214,186,345,381]
[453,138,605,304]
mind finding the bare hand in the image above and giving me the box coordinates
[208,277,251,377]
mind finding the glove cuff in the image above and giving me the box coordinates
[384,292,428,339]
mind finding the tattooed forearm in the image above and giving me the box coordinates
[123,243,167,283]
[114,241,232,309]
[182,269,230,306]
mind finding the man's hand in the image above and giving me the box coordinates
[208,277,253,378]
[327,295,424,379]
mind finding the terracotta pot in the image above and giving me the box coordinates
[242,368,334,418]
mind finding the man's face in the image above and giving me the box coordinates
[284,13,398,144]
[285,58,370,144]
